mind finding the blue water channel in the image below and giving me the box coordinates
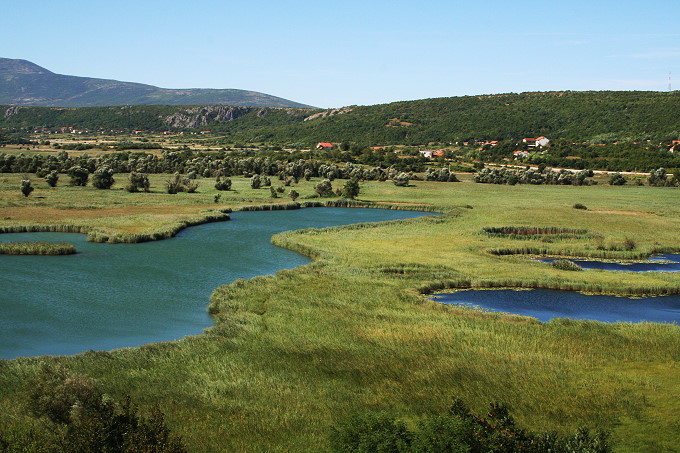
[0,208,427,359]
[435,289,680,324]
[539,254,680,272]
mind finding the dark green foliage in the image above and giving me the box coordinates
[329,413,412,453]
[67,166,89,186]
[551,259,584,271]
[91,166,115,189]
[125,172,150,193]
[411,416,471,453]
[573,203,588,210]
[393,172,410,186]
[647,167,678,186]
[250,174,261,189]
[425,167,459,182]
[341,177,361,199]
[314,179,334,197]
[214,176,232,191]
[474,167,594,186]
[166,172,198,194]
[608,173,627,185]
[18,364,187,453]
[288,189,299,201]
[45,170,59,187]
[331,399,611,453]
[20,177,33,197]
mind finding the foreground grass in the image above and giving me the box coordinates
[0,175,679,452]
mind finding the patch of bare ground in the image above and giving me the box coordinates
[589,210,657,216]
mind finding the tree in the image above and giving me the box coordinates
[608,172,627,185]
[314,179,334,197]
[45,170,59,187]
[214,176,232,191]
[342,177,360,199]
[68,166,89,186]
[126,172,150,193]
[393,172,410,187]
[92,166,115,189]
[20,177,34,197]
[250,174,261,189]
[289,189,299,201]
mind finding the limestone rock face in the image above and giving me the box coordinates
[164,106,252,128]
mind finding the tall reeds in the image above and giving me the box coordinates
[0,241,76,255]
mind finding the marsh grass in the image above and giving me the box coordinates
[0,241,76,255]
[0,175,679,452]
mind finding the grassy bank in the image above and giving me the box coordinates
[0,174,679,452]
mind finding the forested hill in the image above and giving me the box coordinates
[0,58,313,108]
[2,91,679,144]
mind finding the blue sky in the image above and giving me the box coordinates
[4,0,679,108]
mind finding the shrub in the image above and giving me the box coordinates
[551,259,583,271]
[330,413,412,453]
[573,203,588,210]
[166,172,198,194]
[608,173,627,185]
[214,176,232,191]
[67,166,89,186]
[314,179,334,197]
[393,172,410,187]
[20,177,34,197]
[91,166,115,189]
[126,172,150,193]
[45,170,59,187]
[289,189,299,201]
[250,174,261,189]
[342,177,361,199]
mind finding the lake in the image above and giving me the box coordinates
[435,289,680,324]
[0,208,426,359]
[539,254,680,272]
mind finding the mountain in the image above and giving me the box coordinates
[0,58,313,108]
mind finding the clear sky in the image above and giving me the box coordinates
[4,0,679,108]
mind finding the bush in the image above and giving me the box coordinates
[67,166,89,186]
[573,203,588,210]
[331,398,611,453]
[330,413,412,453]
[91,166,115,189]
[250,174,261,189]
[314,179,334,197]
[551,259,583,271]
[20,177,34,197]
[45,170,59,187]
[126,172,150,193]
[608,173,627,185]
[166,172,198,194]
[214,176,232,191]
[393,172,410,187]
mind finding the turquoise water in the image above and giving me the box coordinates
[435,289,680,324]
[0,208,427,359]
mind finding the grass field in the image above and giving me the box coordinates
[0,172,678,452]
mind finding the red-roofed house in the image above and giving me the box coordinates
[316,142,333,150]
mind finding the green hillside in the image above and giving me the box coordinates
[2,91,679,145]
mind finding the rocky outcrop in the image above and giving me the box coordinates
[163,106,252,128]
[4,106,20,118]
[303,107,353,121]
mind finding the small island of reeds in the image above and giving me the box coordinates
[0,241,76,255]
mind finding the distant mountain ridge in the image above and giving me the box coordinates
[0,58,314,108]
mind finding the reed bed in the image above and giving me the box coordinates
[0,241,76,255]
[482,226,592,241]
[1,177,679,452]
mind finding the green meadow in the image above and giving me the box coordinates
[0,174,678,452]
